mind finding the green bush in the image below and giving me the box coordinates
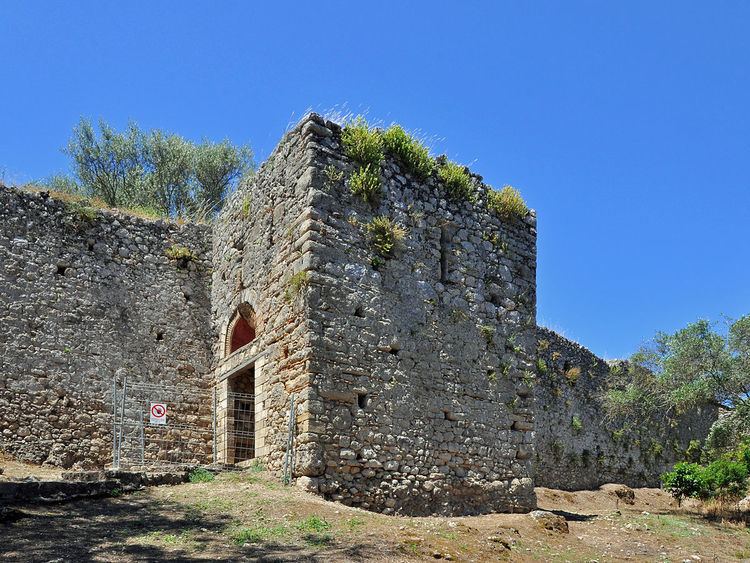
[382,125,434,179]
[341,117,383,168]
[487,185,529,220]
[365,216,407,258]
[703,459,748,499]
[437,161,475,202]
[188,467,215,483]
[661,462,708,506]
[349,164,381,204]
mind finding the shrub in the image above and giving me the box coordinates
[365,216,407,258]
[703,459,748,500]
[341,117,383,168]
[487,185,528,220]
[65,200,99,223]
[437,161,475,202]
[661,462,707,506]
[536,358,548,374]
[382,125,434,179]
[349,164,381,204]
[188,467,215,483]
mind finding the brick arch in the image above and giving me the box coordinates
[225,303,257,356]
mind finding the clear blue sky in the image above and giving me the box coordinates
[2,2,748,358]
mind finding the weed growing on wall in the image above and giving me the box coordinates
[571,415,584,434]
[564,366,582,385]
[285,271,310,302]
[488,185,529,220]
[341,117,383,168]
[241,196,252,218]
[437,160,475,202]
[479,325,495,346]
[348,165,381,204]
[382,125,434,179]
[365,216,407,258]
[323,164,344,187]
[165,245,198,268]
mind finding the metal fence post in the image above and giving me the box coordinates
[112,376,117,469]
[115,376,127,470]
[283,393,296,485]
[212,386,217,464]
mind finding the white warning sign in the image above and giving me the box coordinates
[150,402,167,425]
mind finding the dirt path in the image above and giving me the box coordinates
[2,469,749,562]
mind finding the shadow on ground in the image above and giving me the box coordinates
[0,493,379,562]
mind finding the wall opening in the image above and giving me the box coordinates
[357,392,368,410]
[226,303,257,356]
[439,225,451,283]
[227,366,255,463]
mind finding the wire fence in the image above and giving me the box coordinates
[112,377,214,470]
[111,374,294,473]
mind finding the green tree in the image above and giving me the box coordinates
[59,118,253,219]
[142,130,194,216]
[65,118,145,207]
[661,462,708,506]
[604,316,750,420]
[193,140,253,214]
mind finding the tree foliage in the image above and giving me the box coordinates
[56,118,253,219]
[603,316,750,421]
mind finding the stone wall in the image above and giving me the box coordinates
[210,119,323,471]
[1,114,719,515]
[0,188,213,468]
[533,327,716,490]
[277,115,539,515]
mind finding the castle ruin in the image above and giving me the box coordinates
[0,114,715,515]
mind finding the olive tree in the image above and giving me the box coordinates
[603,315,750,452]
[60,118,253,219]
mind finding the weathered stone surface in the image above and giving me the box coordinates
[602,483,636,505]
[0,113,717,517]
[529,510,569,533]
[0,188,213,468]
[533,328,716,490]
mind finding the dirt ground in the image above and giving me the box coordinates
[0,451,63,480]
[2,463,750,562]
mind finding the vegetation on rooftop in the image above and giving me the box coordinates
[341,117,384,169]
[437,160,475,202]
[487,185,529,220]
[381,124,434,179]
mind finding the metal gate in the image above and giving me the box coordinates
[111,376,214,469]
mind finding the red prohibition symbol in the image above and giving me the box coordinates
[151,404,166,418]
